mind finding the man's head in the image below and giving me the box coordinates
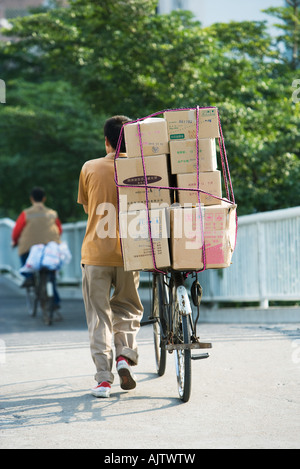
[104,115,131,153]
[30,187,46,203]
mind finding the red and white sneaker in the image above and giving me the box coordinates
[91,381,111,398]
[116,356,137,390]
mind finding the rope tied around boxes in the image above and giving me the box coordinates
[137,119,166,274]
[195,106,207,272]
[114,106,237,274]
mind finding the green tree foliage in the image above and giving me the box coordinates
[0,0,299,220]
[0,80,103,219]
[264,0,300,70]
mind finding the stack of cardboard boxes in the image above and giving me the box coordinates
[117,117,171,271]
[165,108,237,270]
[116,108,237,272]
[165,108,222,206]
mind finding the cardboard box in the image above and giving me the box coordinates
[176,171,222,206]
[169,202,237,270]
[164,108,220,140]
[119,208,171,271]
[124,118,169,158]
[116,154,172,211]
[169,138,217,174]
[198,108,220,139]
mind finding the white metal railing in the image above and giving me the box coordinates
[1,206,300,307]
[0,218,20,276]
[196,206,300,307]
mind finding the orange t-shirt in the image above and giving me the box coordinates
[77,153,124,266]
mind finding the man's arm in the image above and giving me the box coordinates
[55,218,63,235]
[77,166,89,214]
[12,211,26,246]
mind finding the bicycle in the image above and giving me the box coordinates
[25,268,61,326]
[148,270,211,402]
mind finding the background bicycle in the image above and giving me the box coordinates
[21,241,71,325]
[25,268,62,326]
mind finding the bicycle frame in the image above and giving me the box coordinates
[157,272,210,352]
[150,270,212,402]
[176,285,192,316]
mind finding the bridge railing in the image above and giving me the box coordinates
[1,206,299,308]
[196,206,300,307]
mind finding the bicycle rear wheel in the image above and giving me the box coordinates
[39,270,55,326]
[172,276,192,402]
[174,314,192,402]
[152,274,167,376]
[26,275,38,317]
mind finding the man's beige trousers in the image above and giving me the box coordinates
[81,265,144,384]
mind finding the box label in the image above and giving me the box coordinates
[123,175,162,185]
[170,134,185,140]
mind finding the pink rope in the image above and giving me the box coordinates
[195,106,207,272]
[114,106,237,273]
[137,121,166,274]
[114,125,125,259]
[217,110,235,204]
[216,110,238,249]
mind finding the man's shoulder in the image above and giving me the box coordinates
[82,156,109,171]
[25,205,57,218]
[44,206,57,216]
[24,205,36,214]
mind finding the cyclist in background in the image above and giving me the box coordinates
[11,187,63,307]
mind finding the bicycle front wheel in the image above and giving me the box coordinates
[152,274,167,376]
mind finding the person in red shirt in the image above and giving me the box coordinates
[12,187,63,303]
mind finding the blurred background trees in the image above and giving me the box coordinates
[0,0,299,221]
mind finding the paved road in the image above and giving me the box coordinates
[0,275,300,450]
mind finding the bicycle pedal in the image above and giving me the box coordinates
[191,353,210,360]
[193,341,212,349]
[141,318,158,326]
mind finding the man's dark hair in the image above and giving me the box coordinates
[104,115,131,152]
[31,187,46,202]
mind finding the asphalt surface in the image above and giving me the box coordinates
[0,275,300,450]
